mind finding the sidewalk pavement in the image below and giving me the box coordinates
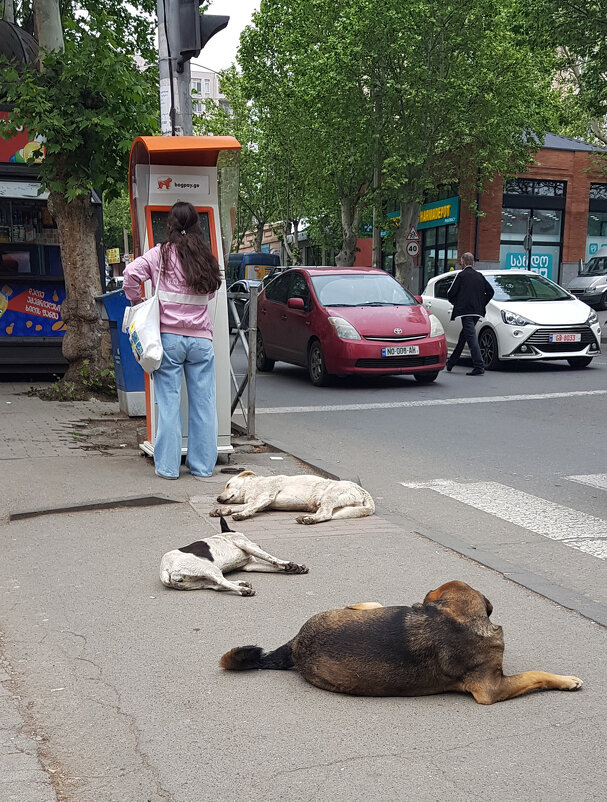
[1,381,606,802]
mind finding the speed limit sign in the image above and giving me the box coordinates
[406,241,419,257]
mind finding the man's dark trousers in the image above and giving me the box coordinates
[448,315,484,370]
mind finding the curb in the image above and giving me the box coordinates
[249,433,607,628]
[382,512,607,628]
[255,432,360,486]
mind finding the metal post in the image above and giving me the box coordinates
[157,0,173,135]
[247,287,258,438]
[372,166,381,270]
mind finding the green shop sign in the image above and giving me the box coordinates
[417,196,459,229]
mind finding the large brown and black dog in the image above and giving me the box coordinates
[220,580,583,704]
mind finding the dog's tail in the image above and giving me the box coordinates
[219,641,294,671]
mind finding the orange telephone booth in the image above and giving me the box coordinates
[128,135,241,458]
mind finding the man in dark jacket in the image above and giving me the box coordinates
[446,253,494,375]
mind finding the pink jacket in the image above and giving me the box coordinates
[123,244,216,339]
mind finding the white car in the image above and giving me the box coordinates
[422,269,601,369]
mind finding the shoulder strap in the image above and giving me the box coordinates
[154,246,164,298]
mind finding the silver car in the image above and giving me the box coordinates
[567,248,607,310]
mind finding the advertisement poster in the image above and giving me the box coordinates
[0,282,66,337]
[0,112,46,164]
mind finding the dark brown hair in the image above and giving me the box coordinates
[160,201,222,294]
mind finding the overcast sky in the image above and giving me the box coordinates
[191,0,260,73]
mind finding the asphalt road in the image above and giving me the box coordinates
[235,336,607,621]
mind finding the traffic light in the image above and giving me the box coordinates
[174,0,229,71]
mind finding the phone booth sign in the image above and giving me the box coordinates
[129,135,241,459]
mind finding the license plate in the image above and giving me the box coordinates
[382,345,420,356]
[548,333,581,343]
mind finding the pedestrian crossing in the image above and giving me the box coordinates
[400,474,607,561]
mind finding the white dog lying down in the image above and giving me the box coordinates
[211,470,375,525]
[159,516,308,596]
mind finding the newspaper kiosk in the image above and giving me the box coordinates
[128,135,241,458]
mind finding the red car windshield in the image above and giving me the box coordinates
[310,273,417,307]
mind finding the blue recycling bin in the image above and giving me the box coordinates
[96,289,146,417]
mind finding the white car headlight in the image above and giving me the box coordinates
[586,309,598,325]
[327,316,361,340]
[501,309,535,326]
[429,314,444,337]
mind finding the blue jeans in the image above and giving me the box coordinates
[449,316,484,370]
[153,333,217,478]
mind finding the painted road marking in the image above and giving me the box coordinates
[255,389,607,415]
[568,474,607,491]
[400,479,607,561]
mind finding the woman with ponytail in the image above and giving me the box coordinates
[123,201,222,479]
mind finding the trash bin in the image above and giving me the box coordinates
[96,289,145,417]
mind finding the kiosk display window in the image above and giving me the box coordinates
[149,209,211,247]
[0,197,60,277]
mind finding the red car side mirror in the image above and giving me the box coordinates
[287,297,305,310]
[413,295,423,304]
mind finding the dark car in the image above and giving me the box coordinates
[256,267,447,386]
[227,279,262,330]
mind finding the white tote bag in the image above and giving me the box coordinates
[121,253,164,374]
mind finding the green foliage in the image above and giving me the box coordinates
[32,359,117,401]
[239,0,375,258]
[195,66,280,248]
[79,358,116,397]
[0,12,159,201]
[14,0,157,64]
[103,191,131,252]
[236,0,558,267]
[534,1,607,145]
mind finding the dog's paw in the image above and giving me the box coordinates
[283,562,309,574]
[239,585,255,597]
[296,515,317,525]
[560,675,583,690]
[231,512,249,521]
[209,507,221,518]
[237,581,253,589]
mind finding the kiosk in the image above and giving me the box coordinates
[128,135,241,458]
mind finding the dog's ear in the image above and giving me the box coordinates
[220,515,234,534]
[483,595,493,617]
[237,470,255,477]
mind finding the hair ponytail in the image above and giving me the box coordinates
[160,201,222,294]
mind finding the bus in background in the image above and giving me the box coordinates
[227,252,280,283]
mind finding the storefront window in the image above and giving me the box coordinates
[502,209,562,243]
[0,198,60,277]
[586,185,607,259]
[585,211,607,258]
[501,181,565,282]
[504,179,565,197]
[589,183,607,200]
[421,223,458,284]
[499,243,561,279]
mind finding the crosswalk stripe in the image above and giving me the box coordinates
[400,479,607,560]
[567,474,607,491]
[255,389,607,415]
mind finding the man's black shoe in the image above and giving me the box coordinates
[466,368,484,376]
[445,362,453,372]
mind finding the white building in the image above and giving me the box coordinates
[190,67,229,115]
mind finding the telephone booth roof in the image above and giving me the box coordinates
[130,136,241,169]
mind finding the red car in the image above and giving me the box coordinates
[255,267,447,386]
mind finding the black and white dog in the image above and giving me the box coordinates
[159,516,308,596]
